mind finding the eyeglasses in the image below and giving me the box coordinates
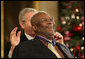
[41,17,55,22]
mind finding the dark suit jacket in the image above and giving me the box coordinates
[12,38,74,58]
[4,34,28,58]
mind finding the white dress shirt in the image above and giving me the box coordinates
[25,33,34,40]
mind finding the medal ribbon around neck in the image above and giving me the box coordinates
[35,36,56,46]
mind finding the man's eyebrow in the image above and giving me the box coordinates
[41,17,54,20]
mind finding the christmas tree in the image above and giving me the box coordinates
[57,1,84,58]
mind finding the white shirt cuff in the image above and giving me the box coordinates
[8,50,12,58]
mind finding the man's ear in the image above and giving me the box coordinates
[19,21,25,29]
[33,25,37,31]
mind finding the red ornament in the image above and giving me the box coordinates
[81,16,84,21]
[76,46,80,50]
[73,26,77,31]
[81,55,84,58]
[57,26,62,31]
[76,43,80,50]
[65,31,70,35]
[81,53,84,58]
[65,31,73,37]
[69,33,73,37]
[82,22,84,26]
[83,27,84,30]
[73,26,83,31]
[73,43,81,57]
[77,26,82,31]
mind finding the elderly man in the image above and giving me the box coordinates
[12,11,74,58]
[7,8,38,58]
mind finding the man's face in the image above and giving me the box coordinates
[24,12,36,35]
[36,13,55,36]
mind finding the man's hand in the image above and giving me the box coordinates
[10,27,21,48]
[8,27,21,58]
[54,32,65,45]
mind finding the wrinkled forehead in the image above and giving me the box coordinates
[31,12,51,26]
[37,12,50,19]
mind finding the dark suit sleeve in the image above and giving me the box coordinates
[12,41,31,58]
[12,44,26,58]
[12,34,29,58]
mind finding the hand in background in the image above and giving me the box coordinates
[10,27,21,51]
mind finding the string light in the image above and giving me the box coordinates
[71,14,75,19]
[62,21,66,25]
[82,37,84,40]
[70,48,74,52]
[81,47,84,50]
[75,9,79,12]
[79,23,83,27]
[76,16,80,20]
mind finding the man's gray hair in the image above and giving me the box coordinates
[19,8,38,23]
